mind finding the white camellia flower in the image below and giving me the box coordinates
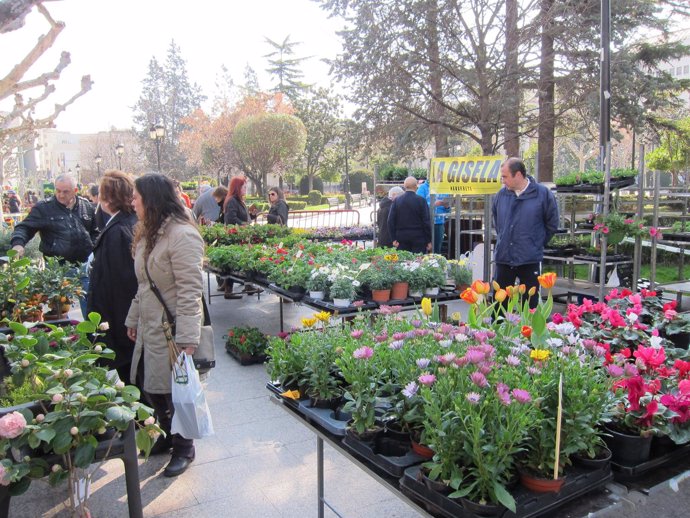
[99,322,110,331]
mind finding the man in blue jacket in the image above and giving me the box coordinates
[492,158,558,307]
[388,176,432,253]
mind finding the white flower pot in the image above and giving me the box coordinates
[424,287,440,296]
[309,290,325,300]
[409,290,423,298]
[332,298,351,307]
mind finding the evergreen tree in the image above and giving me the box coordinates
[264,35,311,99]
[241,63,260,96]
[132,40,205,177]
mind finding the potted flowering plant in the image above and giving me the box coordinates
[0,314,160,516]
[34,257,82,318]
[337,342,379,437]
[299,321,344,408]
[418,256,447,294]
[329,273,360,306]
[447,258,472,290]
[305,266,332,300]
[593,212,646,246]
[225,325,268,364]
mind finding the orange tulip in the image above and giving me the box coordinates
[521,325,532,338]
[460,288,479,304]
[528,286,537,297]
[518,284,526,295]
[471,280,491,295]
[538,272,557,290]
[505,285,516,297]
[494,289,507,303]
[492,280,501,292]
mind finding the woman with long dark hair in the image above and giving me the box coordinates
[222,176,260,297]
[87,170,138,385]
[125,173,204,477]
[266,186,289,225]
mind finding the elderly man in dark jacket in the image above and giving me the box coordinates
[387,177,432,253]
[11,173,99,316]
[492,157,559,307]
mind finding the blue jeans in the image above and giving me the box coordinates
[433,223,445,254]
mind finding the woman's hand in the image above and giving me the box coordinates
[127,327,137,341]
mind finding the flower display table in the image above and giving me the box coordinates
[0,421,142,518]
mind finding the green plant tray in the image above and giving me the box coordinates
[399,463,612,518]
[610,438,690,481]
[660,232,690,243]
[342,430,426,478]
[226,346,267,366]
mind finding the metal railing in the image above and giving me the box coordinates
[254,209,361,229]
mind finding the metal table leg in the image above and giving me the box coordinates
[317,436,324,518]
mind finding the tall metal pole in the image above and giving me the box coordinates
[343,127,351,210]
[156,140,161,172]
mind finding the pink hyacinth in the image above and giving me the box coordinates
[353,346,374,360]
[511,389,532,404]
[0,411,27,439]
[418,373,437,386]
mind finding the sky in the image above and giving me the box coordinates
[1,0,345,134]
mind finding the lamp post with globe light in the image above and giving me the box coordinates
[115,143,124,170]
[95,154,102,177]
[149,124,165,172]
[75,164,81,186]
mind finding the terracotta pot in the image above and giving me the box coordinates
[371,289,391,302]
[519,471,565,493]
[410,439,434,459]
[390,282,409,300]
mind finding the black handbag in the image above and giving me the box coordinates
[144,263,216,372]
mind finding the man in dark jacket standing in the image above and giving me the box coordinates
[11,173,99,316]
[388,177,432,253]
[492,158,559,307]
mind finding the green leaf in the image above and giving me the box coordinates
[52,431,73,454]
[8,477,31,496]
[73,442,96,468]
[121,385,141,403]
[105,406,135,429]
[16,277,30,290]
[8,322,28,336]
[76,321,96,334]
[493,480,516,513]
[136,429,154,457]
[87,312,102,327]
[34,428,56,443]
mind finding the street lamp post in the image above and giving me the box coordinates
[95,154,102,176]
[149,124,165,172]
[115,143,124,170]
[343,125,351,210]
[75,164,81,186]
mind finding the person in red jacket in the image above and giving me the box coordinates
[173,179,192,208]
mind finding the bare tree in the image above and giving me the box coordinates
[0,0,92,190]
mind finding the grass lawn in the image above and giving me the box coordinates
[545,264,690,284]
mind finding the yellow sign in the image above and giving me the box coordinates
[429,156,504,195]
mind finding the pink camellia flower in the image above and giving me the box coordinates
[352,346,374,360]
[0,411,27,439]
[649,227,660,238]
[0,464,9,487]
[511,389,532,404]
[350,330,364,339]
[418,373,437,386]
[470,371,488,388]
[466,392,481,405]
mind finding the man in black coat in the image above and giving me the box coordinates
[11,173,98,317]
[377,186,403,248]
[387,176,432,253]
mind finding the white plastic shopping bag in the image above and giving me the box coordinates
[171,352,214,439]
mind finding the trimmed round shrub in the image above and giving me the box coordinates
[299,176,324,195]
[308,190,323,206]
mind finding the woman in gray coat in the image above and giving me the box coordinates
[125,173,204,478]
